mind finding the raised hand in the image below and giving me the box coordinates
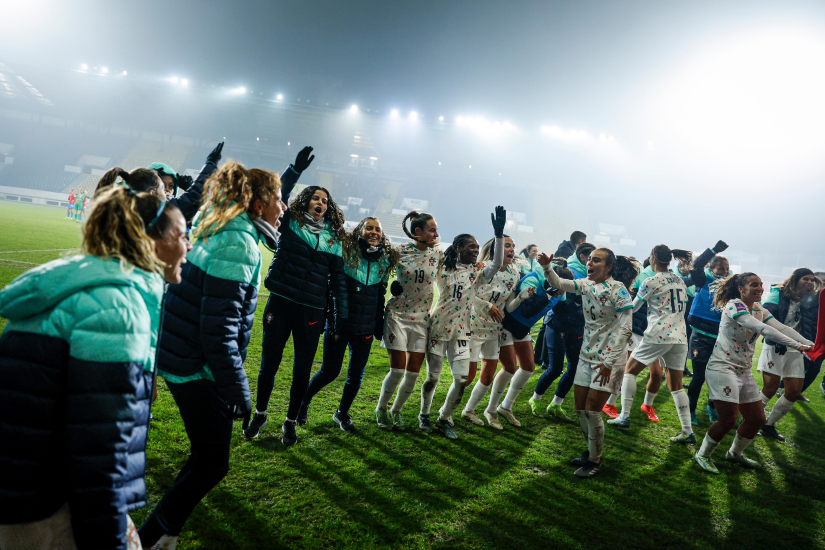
[175,174,194,191]
[537,252,554,266]
[491,205,507,237]
[294,146,316,173]
[713,240,729,253]
[390,280,403,297]
[207,142,224,165]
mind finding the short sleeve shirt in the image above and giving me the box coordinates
[385,243,441,324]
[708,299,774,373]
[470,265,520,340]
[428,263,486,341]
[637,272,689,345]
[570,277,633,363]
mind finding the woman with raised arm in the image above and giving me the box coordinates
[298,218,399,432]
[693,273,812,474]
[539,249,638,478]
[0,185,188,550]
[139,161,285,549]
[420,207,507,439]
[374,211,441,430]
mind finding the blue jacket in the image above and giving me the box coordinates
[264,170,348,322]
[503,271,563,339]
[158,207,266,415]
[0,256,163,550]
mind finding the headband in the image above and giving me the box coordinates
[146,201,167,231]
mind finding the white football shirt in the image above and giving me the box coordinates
[637,272,689,345]
[385,243,441,324]
[568,277,633,364]
[708,299,774,373]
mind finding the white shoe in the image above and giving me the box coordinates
[483,410,504,430]
[151,535,179,550]
[497,405,521,427]
[461,410,484,426]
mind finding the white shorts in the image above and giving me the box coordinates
[630,341,688,371]
[574,358,624,395]
[628,333,643,352]
[428,338,470,363]
[499,328,532,347]
[382,316,427,353]
[706,365,761,404]
[756,346,805,379]
[470,337,500,362]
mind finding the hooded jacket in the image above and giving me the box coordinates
[762,286,820,344]
[0,256,163,550]
[157,207,264,414]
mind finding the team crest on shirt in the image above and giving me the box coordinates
[266,313,273,324]
[328,238,335,247]
[469,273,476,284]
[429,257,437,266]
[506,281,515,291]
[599,294,609,306]
[768,361,774,369]
[430,338,438,348]
[388,333,395,343]
[723,386,732,396]
[693,349,699,357]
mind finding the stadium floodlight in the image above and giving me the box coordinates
[122,71,127,76]
[350,104,358,113]
[257,137,260,141]
[391,109,399,118]
[170,76,179,84]
[81,64,88,70]
[438,161,441,165]
[350,154,359,158]
[456,116,464,125]
[287,141,290,146]
[277,94,283,100]
[409,111,418,121]
[439,116,444,121]
[181,78,189,87]
[101,67,108,74]
[370,156,378,160]
[469,165,472,169]
[230,86,246,94]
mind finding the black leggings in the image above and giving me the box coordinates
[255,294,325,419]
[687,359,715,414]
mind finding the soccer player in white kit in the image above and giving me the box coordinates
[694,273,813,474]
[608,245,695,443]
[376,211,441,430]
[461,236,523,429]
[539,248,639,478]
[421,207,507,439]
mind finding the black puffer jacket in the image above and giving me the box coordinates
[264,173,348,321]
[763,287,820,345]
[335,242,391,336]
[169,158,220,223]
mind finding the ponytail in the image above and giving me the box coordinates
[95,166,162,197]
[402,210,436,243]
[650,244,693,270]
[596,247,640,290]
[440,233,474,272]
[711,272,758,310]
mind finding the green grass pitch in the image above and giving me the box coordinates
[1,201,824,549]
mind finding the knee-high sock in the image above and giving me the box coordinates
[501,368,533,410]
[618,374,637,420]
[391,370,420,413]
[439,358,470,420]
[766,395,795,426]
[729,433,754,456]
[760,391,771,407]
[643,390,657,407]
[671,389,693,435]
[606,393,619,406]
[576,409,588,443]
[585,410,605,463]
[420,353,443,415]
[698,433,720,458]
[464,381,491,414]
[486,370,514,414]
[377,369,405,411]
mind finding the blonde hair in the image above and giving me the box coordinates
[82,186,179,273]
[192,160,281,242]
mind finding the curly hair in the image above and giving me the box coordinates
[192,160,281,243]
[440,233,475,272]
[342,217,400,273]
[288,185,346,244]
[711,272,759,310]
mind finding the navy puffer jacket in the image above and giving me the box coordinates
[168,158,219,223]
[336,242,391,336]
[0,256,163,550]
[762,286,820,344]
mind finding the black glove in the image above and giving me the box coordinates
[713,240,728,254]
[374,321,384,342]
[293,146,316,173]
[175,174,194,191]
[774,343,788,356]
[207,142,224,165]
[491,205,507,238]
[228,399,252,420]
[391,280,403,296]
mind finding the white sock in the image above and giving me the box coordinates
[501,368,533,410]
[606,393,619,407]
[760,391,771,407]
[766,395,795,426]
[377,369,405,411]
[698,433,720,458]
[439,359,470,420]
[729,432,754,457]
[576,409,588,442]
[643,390,658,407]
[420,353,443,415]
[585,410,605,463]
[618,374,637,420]
[671,389,693,435]
[154,535,179,550]
[486,370,514,414]
[464,381,491,414]
[256,410,267,416]
[391,370,420,413]
[532,391,543,402]
[552,395,564,406]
